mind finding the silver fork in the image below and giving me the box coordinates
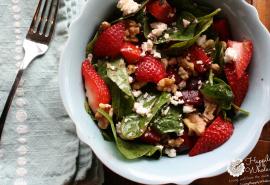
[0,0,59,138]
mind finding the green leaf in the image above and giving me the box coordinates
[200,77,234,110]
[97,109,162,159]
[120,92,171,140]
[136,10,151,38]
[197,8,221,22]
[152,106,184,134]
[85,31,98,57]
[106,58,135,118]
[232,103,250,116]
[214,40,226,67]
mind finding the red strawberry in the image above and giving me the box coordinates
[189,46,212,73]
[224,64,249,106]
[189,116,234,156]
[226,40,253,79]
[120,42,141,64]
[93,22,125,58]
[147,0,175,23]
[135,55,166,83]
[82,60,111,112]
[213,19,231,41]
[140,129,161,144]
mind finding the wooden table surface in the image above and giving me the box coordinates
[103,1,270,185]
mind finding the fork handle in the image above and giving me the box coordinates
[0,69,24,138]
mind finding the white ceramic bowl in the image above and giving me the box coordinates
[59,0,270,184]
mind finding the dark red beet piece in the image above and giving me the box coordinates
[186,77,203,90]
[189,46,212,74]
[140,129,161,145]
[177,132,197,154]
[167,65,181,84]
[182,90,203,106]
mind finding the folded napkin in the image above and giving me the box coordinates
[0,0,103,185]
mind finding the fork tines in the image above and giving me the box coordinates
[27,0,59,44]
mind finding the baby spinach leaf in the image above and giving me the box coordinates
[214,40,226,67]
[120,92,171,140]
[152,106,184,134]
[200,77,234,110]
[136,10,151,38]
[197,8,221,22]
[97,109,162,159]
[106,58,135,118]
[85,32,98,57]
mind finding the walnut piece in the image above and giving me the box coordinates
[203,100,217,122]
[124,20,141,43]
[183,113,207,136]
[132,81,147,90]
[167,137,184,148]
[127,64,137,75]
[95,103,113,129]
[178,67,189,80]
[211,63,221,74]
[157,77,178,93]
[99,21,111,31]
[178,57,196,78]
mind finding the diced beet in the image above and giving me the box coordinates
[167,65,181,84]
[189,46,212,74]
[177,132,197,154]
[140,129,161,144]
[182,90,203,106]
[213,19,231,41]
[186,77,203,90]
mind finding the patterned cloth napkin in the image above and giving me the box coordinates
[0,0,103,185]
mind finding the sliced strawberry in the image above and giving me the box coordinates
[93,22,125,58]
[120,42,141,64]
[226,40,253,79]
[213,19,231,41]
[146,0,175,23]
[189,116,234,156]
[140,129,161,144]
[82,60,111,112]
[189,46,212,73]
[224,64,249,106]
[135,55,166,83]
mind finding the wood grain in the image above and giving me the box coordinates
[103,1,270,184]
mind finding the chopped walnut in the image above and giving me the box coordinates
[157,77,178,93]
[183,113,207,136]
[95,103,113,129]
[99,21,111,31]
[178,67,189,80]
[167,137,184,148]
[211,63,221,74]
[178,57,196,76]
[202,39,215,49]
[132,81,147,90]
[203,100,217,122]
[127,64,137,75]
[124,20,141,43]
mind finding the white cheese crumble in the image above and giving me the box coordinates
[132,90,142,97]
[133,102,150,116]
[170,91,184,106]
[161,106,170,116]
[183,105,196,113]
[148,22,168,39]
[117,0,141,16]
[196,60,203,65]
[198,80,203,89]
[128,76,134,83]
[141,39,161,58]
[224,47,238,63]
[182,19,191,28]
[165,148,177,158]
[164,33,170,40]
[196,35,207,47]
[152,48,162,58]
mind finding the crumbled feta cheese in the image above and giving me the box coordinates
[198,80,203,89]
[128,76,134,83]
[152,48,162,58]
[149,22,168,38]
[133,102,150,116]
[182,19,191,28]
[183,105,196,113]
[164,33,170,39]
[161,106,170,116]
[170,91,184,106]
[176,127,184,136]
[174,91,182,98]
[196,60,203,65]
[196,35,207,47]
[117,0,141,16]
[224,47,238,63]
[141,39,154,57]
[143,92,149,98]
[132,90,142,97]
[165,148,177,158]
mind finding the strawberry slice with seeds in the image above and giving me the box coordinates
[82,60,111,112]
[189,116,234,156]
[224,64,249,106]
[135,55,166,83]
[120,42,142,64]
[226,40,253,79]
[213,19,231,41]
[189,46,212,73]
[93,22,125,58]
[147,0,175,23]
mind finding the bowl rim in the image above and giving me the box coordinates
[59,0,270,184]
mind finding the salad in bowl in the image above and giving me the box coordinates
[82,0,253,159]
